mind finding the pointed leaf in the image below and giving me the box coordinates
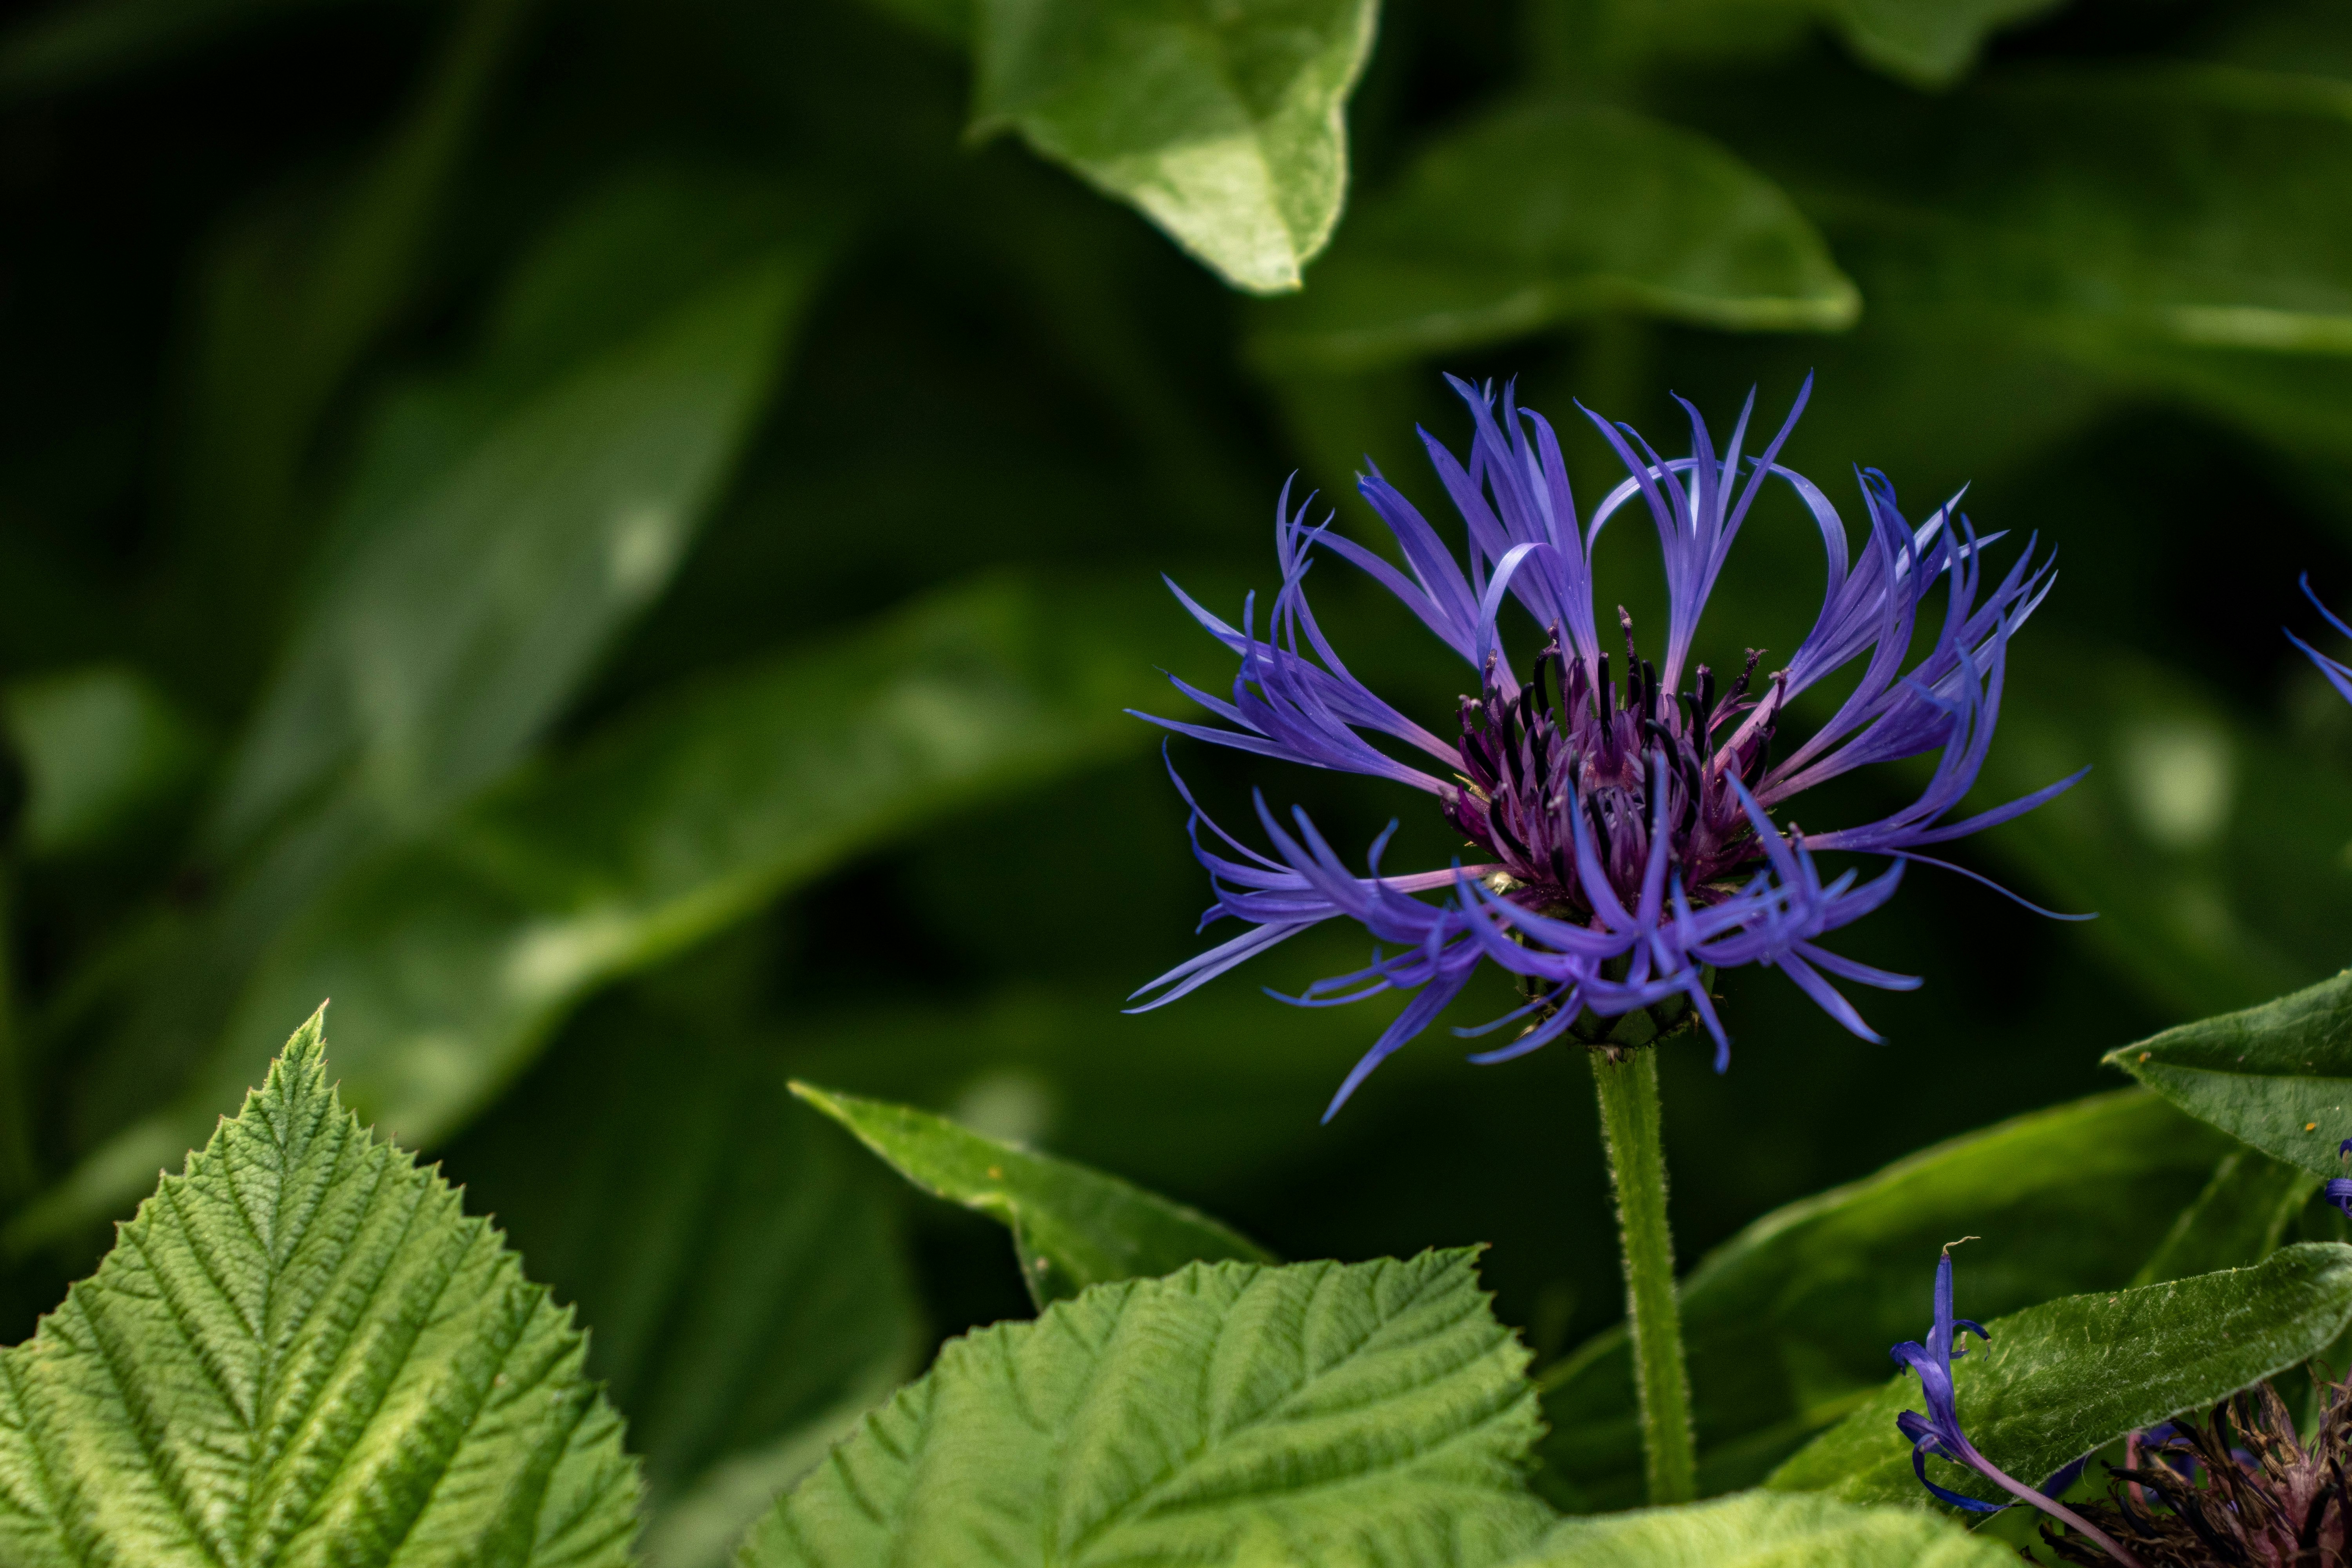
[213,234,827,856]
[790,1080,1270,1307]
[1767,1242,2352,1508]
[2104,968,2352,1178]
[973,0,1379,295]
[1250,102,1856,372]
[0,1007,642,1566]
[1500,1489,2014,1567]
[1536,1089,2232,1511]
[739,1252,1554,1567]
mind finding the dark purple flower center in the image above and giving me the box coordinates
[1445,612,1782,924]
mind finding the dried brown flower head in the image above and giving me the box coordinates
[2040,1375,2352,1567]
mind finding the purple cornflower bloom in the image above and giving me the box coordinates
[1131,377,2083,1117]
[1893,1249,2141,1566]
[2289,574,2352,706]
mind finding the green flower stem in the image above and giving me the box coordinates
[1590,1045,1696,1505]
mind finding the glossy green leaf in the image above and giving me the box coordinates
[4,666,205,858]
[972,0,1379,295]
[739,1251,1555,1567]
[1499,1489,2013,1567]
[790,1080,1271,1307]
[450,1010,921,1568]
[0,1007,642,1565]
[2104,969,2352,1178]
[1250,102,1856,372]
[1768,1242,2352,1508]
[16,573,1163,1248]
[1534,1090,2230,1512]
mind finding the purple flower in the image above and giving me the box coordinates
[1132,377,2084,1118]
[1893,1250,2141,1565]
[2329,1138,2352,1221]
[2290,575,2352,706]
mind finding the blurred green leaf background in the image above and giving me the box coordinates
[3,0,2352,1552]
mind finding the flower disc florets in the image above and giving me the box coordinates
[1132,376,2083,1118]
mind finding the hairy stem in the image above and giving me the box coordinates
[1590,1047,1696,1505]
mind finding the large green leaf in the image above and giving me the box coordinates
[1499,1489,2013,1567]
[17,573,1163,1249]
[1535,1091,2230,1512]
[167,0,534,697]
[449,1009,922,1568]
[0,1007,642,1565]
[1768,1242,2352,1508]
[739,1251,1555,1567]
[211,220,826,858]
[791,1081,1271,1307]
[972,0,1378,295]
[54,175,835,1194]
[2105,968,2352,1178]
[1249,102,1856,372]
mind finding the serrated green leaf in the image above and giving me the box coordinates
[1499,1489,2014,1567]
[973,0,1378,295]
[451,1011,922,1568]
[2103,969,2352,1178]
[1767,1242,2352,1508]
[739,1252,1554,1568]
[790,1080,1270,1308]
[0,1005,642,1566]
[1249,102,1855,372]
[20,573,1165,1249]
[1536,1089,2231,1512]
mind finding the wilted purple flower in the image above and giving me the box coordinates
[2047,1377,2350,1568]
[1894,1249,2140,1565]
[1132,378,2083,1117]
